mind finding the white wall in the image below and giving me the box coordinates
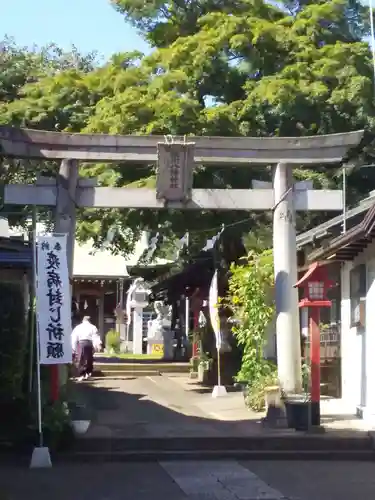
[341,260,359,409]
[365,258,375,417]
[341,240,375,421]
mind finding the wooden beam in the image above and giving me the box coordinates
[0,126,364,164]
[4,185,343,211]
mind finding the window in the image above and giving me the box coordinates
[350,264,366,328]
[308,281,324,300]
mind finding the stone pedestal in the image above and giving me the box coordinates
[162,328,174,360]
[147,327,174,360]
[147,301,173,359]
[147,338,164,356]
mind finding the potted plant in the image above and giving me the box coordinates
[284,392,310,431]
[284,360,320,431]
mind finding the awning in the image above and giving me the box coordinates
[308,201,375,262]
[0,250,32,266]
[151,252,214,300]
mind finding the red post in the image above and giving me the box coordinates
[50,365,59,402]
[309,308,321,403]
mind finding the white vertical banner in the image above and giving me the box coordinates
[209,270,222,350]
[36,234,72,365]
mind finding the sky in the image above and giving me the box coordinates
[0,0,372,60]
[0,0,150,59]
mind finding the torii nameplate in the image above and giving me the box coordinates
[156,142,194,203]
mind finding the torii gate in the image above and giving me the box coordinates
[0,126,364,393]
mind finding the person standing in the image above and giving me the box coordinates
[71,316,102,381]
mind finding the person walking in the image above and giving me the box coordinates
[71,316,102,381]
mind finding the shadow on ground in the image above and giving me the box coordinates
[67,376,373,454]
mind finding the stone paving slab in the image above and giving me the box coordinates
[160,460,287,500]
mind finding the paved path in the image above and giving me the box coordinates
[73,374,266,439]
[1,460,375,500]
[72,374,371,439]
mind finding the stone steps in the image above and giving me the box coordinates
[92,370,170,378]
[60,434,375,462]
[93,362,190,377]
[73,434,374,453]
[56,448,375,463]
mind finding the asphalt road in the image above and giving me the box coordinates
[1,460,375,500]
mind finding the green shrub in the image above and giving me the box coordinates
[226,249,280,412]
[227,249,275,383]
[0,282,27,403]
[42,400,74,450]
[244,364,278,412]
[0,282,30,438]
[26,398,75,450]
[105,329,121,353]
[190,356,200,372]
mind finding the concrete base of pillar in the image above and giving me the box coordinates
[120,341,131,353]
[261,385,288,428]
[212,385,227,398]
[261,406,288,429]
[30,447,52,469]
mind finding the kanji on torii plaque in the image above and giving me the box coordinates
[156,141,194,203]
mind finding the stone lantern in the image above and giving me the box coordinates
[296,262,334,308]
[129,281,149,309]
[127,278,150,355]
[294,262,335,425]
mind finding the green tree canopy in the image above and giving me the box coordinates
[1,0,375,256]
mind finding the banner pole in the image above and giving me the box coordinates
[28,207,37,395]
[217,345,221,387]
[32,229,43,447]
[30,227,51,468]
[210,268,227,398]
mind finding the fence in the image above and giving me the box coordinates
[304,323,341,398]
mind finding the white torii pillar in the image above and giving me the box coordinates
[273,164,302,393]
